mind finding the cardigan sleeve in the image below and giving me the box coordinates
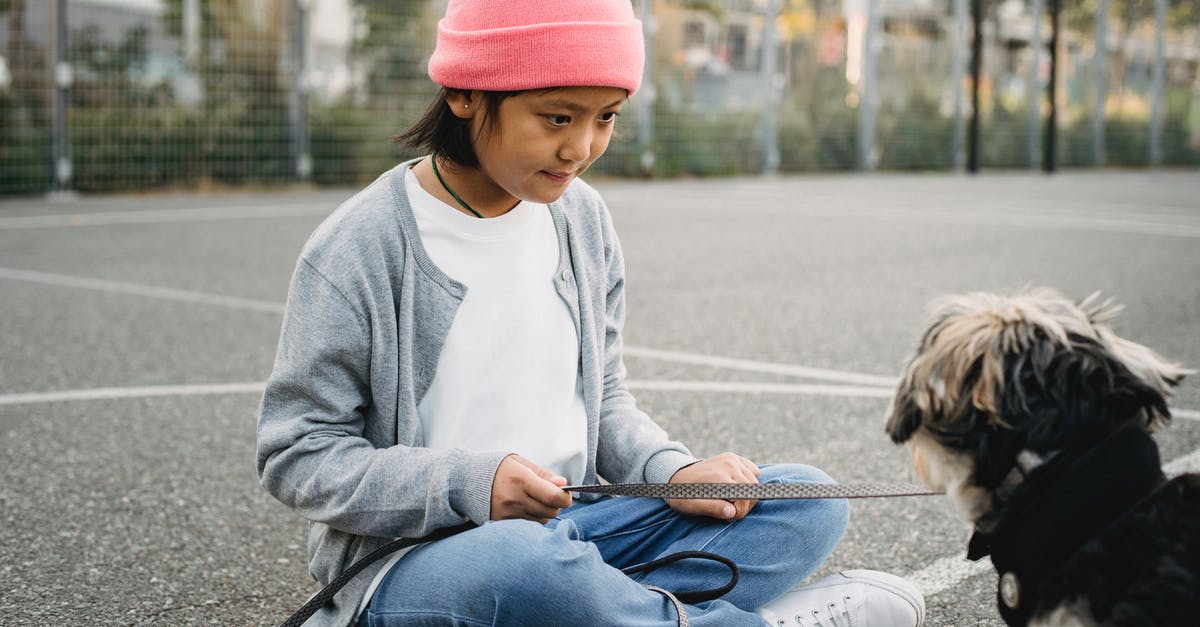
[256,256,506,538]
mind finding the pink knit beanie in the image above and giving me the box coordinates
[428,0,645,95]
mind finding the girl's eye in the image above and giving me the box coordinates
[599,111,620,123]
[547,114,571,126]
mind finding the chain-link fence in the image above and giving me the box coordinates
[1,0,1197,196]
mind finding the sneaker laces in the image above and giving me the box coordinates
[773,592,856,627]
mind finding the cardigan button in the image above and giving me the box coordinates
[560,269,572,282]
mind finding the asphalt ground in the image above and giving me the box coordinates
[2,169,1198,626]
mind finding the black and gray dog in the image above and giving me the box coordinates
[885,287,1200,626]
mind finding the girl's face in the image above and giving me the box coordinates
[455,86,626,211]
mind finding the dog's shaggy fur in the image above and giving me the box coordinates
[886,287,1200,626]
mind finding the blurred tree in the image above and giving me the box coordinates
[69,24,157,107]
[151,0,292,184]
[2,0,54,194]
[3,0,47,122]
[160,0,285,109]
[348,0,436,112]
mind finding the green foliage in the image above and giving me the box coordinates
[877,91,955,171]
[68,23,164,107]
[348,0,437,112]
[778,106,858,171]
[0,89,51,195]
[652,110,762,176]
[67,105,293,192]
[309,104,413,186]
[979,105,1031,168]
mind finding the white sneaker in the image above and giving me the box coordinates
[757,569,925,626]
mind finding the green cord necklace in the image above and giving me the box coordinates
[430,156,484,219]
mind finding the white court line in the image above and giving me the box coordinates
[0,382,266,406]
[627,379,893,398]
[0,267,899,386]
[0,203,332,230]
[0,379,896,406]
[1175,409,1200,421]
[1164,448,1200,475]
[625,346,898,387]
[0,267,286,314]
[904,554,995,598]
[684,195,1200,239]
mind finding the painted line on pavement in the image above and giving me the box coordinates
[0,267,286,314]
[627,379,893,397]
[624,346,898,387]
[0,203,332,230]
[904,554,995,598]
[0,267,901,387]
[0,382,267,406]
[1174,409,1200,421]
[0,379,894,406]
[683,194,1200,239]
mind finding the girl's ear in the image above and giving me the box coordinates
[445,89,478,120]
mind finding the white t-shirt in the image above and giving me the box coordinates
[405,166,588,484]
[359,169,590,614]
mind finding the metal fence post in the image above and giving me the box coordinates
[1091,0,1108,165]
[636,0,656,175]
[1149,0,1165,165]
[49,0,72,197]
[289,0,311,181]
[1026,0,1044,169]
[1043,0,1059,173]
[951,0,968,171]
[967,0,982,173]
[183,0,200,65]
[760,0,782,174]
[858,0,879,172]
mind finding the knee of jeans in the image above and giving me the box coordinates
[759,464,851,534]
[758,462,837,486]
[470,519,594,597]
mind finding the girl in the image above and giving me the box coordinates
[257,1,925,625]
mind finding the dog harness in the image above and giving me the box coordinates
[965,423,1167,626]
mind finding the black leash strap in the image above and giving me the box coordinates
[278,522,474,627]
[620,550,739,605]
[277,481,937,626]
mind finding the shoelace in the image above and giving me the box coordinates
[772,593,854,627]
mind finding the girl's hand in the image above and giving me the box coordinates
[667,452,761,521]
[490,454,573,523]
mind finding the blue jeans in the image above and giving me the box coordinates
[361,464,849,626]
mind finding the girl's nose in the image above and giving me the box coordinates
[558,128,592,163]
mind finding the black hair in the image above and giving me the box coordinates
[395,87,521,168]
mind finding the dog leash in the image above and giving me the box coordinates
[565,481,941,500]
[278,481,939,627]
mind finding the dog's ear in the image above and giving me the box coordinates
[886,299,1009,448]
[1000,332,1175,452]
[885,377,925,445]
[1081,298,1191,430]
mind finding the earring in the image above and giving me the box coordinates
[464,104,469,109]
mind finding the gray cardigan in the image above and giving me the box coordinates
[256,161,697,625]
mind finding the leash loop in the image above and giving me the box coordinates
[622,550,739,605]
